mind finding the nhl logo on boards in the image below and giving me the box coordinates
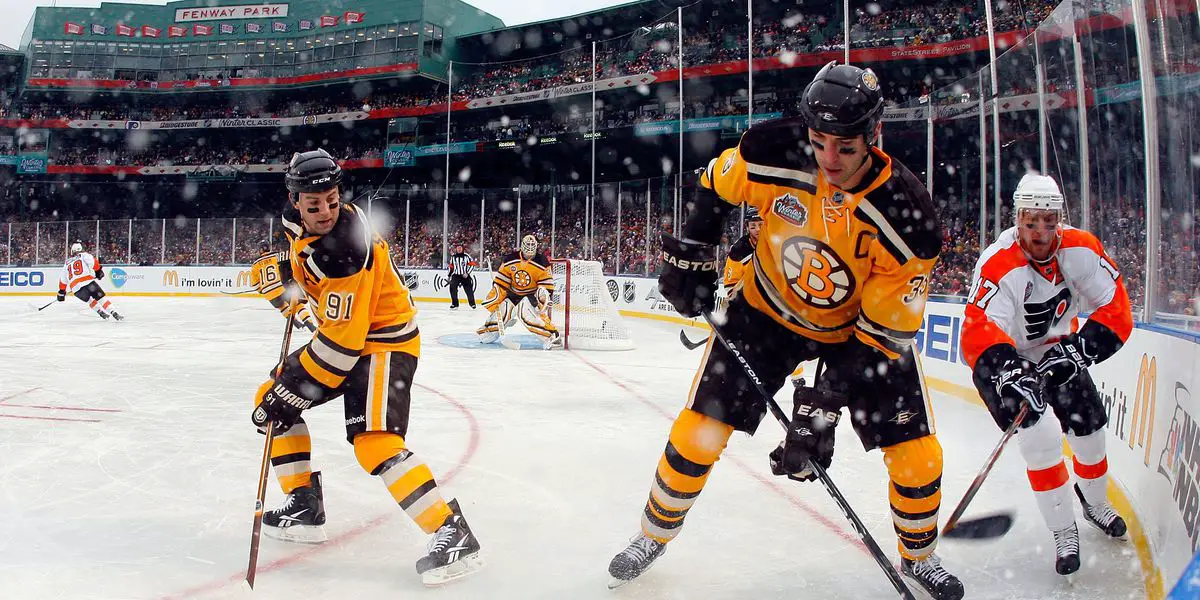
[772,193,809,227]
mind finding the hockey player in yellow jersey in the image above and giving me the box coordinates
[721,207,763,296]
[477,234,562,349]
[250,149,482,586]
[608,63,963,600]
[249,243,317,332]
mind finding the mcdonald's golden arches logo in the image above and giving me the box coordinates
[1129,353,1157,467]
[162,270,180,287]
[236,270,253,288]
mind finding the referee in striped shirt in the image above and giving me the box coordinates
[448,244,478,309]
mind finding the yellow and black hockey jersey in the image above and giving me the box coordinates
[493,251,554,298]
[723,234,755,290]
[250,250,293,309]
[278,203,419,394]
[699,117,941,358]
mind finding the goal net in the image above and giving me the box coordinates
[548,259,635,350]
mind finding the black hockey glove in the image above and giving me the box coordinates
[56,290,66,302]
[770,387,843,482]
[658,233,719,318]
[1036,334,1095,389]
[251,378,314,434]
[986,358,1046,430]
[95,269,105,280]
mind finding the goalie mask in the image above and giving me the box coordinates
[1013,172,1066,262]
[520,235,538,260]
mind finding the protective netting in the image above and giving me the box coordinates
[549,259,635,350]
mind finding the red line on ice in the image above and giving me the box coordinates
[0,386,40,403]
[0,413,101,423]
[159,382,481,600]
[567,350,869,554]
[1,403,122,413]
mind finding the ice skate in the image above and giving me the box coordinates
[1075,484,1126,538]
[901,554,965,600]
[607,533,666,589]
[1052,523,1081,575]
[263,471,327,544]
[416,499,483,587]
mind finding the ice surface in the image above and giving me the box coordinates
[0,298,1146,599]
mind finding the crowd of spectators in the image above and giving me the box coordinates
[0,0,1060,126]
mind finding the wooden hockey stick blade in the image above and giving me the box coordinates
[679,329,706,350]
[941,513,1015,540]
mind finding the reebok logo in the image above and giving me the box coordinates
[345,415,366,426]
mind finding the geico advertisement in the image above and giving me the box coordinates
[0,268,56,291]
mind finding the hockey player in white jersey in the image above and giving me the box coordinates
[57,242,123,321]
[961,173,1131,575]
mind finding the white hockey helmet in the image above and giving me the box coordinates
[520,234,538,259]
[70,242,83,254]
[1012,172,1065,221]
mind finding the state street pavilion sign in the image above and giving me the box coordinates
[175,4,289,22]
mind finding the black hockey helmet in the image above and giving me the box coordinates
[800,61,885,143]
[744,207,763,223]
[285,148,342,196]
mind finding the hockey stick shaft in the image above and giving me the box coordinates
[245,306,298,589]
[37,301,54,311]
[940,403,1029,536]
[701,313,916,600]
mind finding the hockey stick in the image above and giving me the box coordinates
[939,403,1030,540]
[35,300,55,311]
[701,313,917,600]
[679,329,706,350]
[245,304,298,589]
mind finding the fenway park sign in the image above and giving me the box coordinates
[175,4,289,22]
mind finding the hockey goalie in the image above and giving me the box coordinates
[476,234,563,349]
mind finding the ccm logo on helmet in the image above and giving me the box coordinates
[662,254,717,272]
[0,271,45,287]
[311,176,332,184]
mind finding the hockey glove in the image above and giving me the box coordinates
[658,233,719,318]
[987,358,1046,430]
[1037,334,1096,389]
[95,269,105,280]
[56,290,66,302]
[770,387,842,482]
[251,378,313,434]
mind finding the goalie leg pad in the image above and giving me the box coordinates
[882,435,943,560]
[354,431,454,534]
[518,297,558,339]
[640,409,733,543]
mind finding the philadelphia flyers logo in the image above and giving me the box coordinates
[1024,287,1072,340]
[513,269,532,289]
[780,237,856,309]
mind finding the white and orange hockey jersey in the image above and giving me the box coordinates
[59,252,104,295]
[961,226,1133,369]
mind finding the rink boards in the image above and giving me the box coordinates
[1,264,1192,597]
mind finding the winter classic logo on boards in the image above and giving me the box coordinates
[772,193,808,227]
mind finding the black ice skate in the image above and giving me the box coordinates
[607,533,667,589]
[111,311,124,321]
[1052,523,1080,575]
[263,471,327,544]
[416,499,483,587]
[901,554,965,600]
[1075,484,1127,538]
